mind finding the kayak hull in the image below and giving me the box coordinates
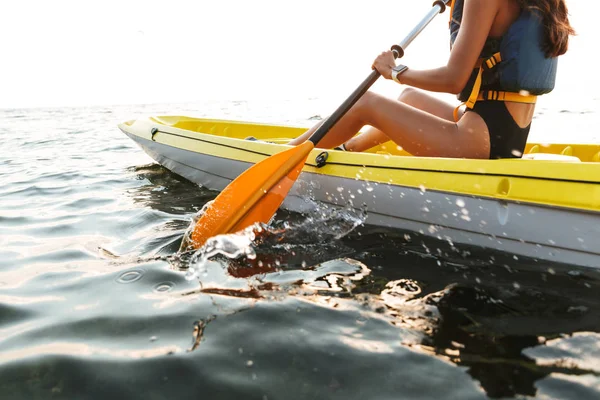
[119,116,600,269]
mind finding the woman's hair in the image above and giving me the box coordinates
[517,0,575,57]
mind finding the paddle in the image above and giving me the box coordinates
[187,0,451,250]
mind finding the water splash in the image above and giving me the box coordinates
[267,202,367,246]
[185,223,261,281]
[177,201,367,277]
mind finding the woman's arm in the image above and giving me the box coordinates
[374,0,501,94]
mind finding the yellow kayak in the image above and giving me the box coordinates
[119,116,600,268]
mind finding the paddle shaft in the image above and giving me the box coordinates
[308,0,451,146]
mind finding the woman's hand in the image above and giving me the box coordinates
[372,50,396,80]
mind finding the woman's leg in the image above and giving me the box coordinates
[344,88,462,152]
[289,89,489,158]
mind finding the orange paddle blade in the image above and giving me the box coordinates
[189,141,314,249]
[229,160,305,233]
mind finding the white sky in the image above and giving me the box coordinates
[0,0,595,109]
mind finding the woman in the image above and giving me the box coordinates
[288,0,575,159]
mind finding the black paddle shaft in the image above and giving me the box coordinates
[308,0,451,146]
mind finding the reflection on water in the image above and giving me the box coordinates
[127,163,218,216]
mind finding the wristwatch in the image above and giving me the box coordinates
[391,64,409,84]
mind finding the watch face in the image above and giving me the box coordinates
[393,65,407,73]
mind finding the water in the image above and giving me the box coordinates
[1,100,599,400]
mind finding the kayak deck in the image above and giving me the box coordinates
[133,115,600,162]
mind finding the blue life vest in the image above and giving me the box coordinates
[449,0,557,114]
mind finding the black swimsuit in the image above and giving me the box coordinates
[468,101,531,159]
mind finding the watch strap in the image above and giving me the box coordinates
[391,64,408,83]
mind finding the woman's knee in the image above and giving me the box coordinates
[353,91,382,113]
[397,87,421,104]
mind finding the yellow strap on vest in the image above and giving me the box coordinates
[477,91,537,103]
[453,90,537,122]
[465,67,483,109]
[465,52,501,109]
[452,103,465,122]
[453,91,538,122]
[485,52,502,69]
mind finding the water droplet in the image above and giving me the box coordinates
[366,186,374,192]
[185,269,198,281]
[246,248,257,260]
[246,360,254,367]
[116,269,144,284]
[456,199,465,207]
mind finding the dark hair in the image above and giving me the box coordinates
[517,0,575,57]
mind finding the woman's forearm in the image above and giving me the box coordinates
[373,50,472,95]
[398,67,465,95]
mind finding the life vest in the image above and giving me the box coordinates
[449,0,558,121]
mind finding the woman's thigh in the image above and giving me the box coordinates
[360,91,489,158]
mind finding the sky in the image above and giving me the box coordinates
[0,0,595,109]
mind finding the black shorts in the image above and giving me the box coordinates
[468,101,531,159]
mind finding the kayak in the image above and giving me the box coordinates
[118,116,600,269]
